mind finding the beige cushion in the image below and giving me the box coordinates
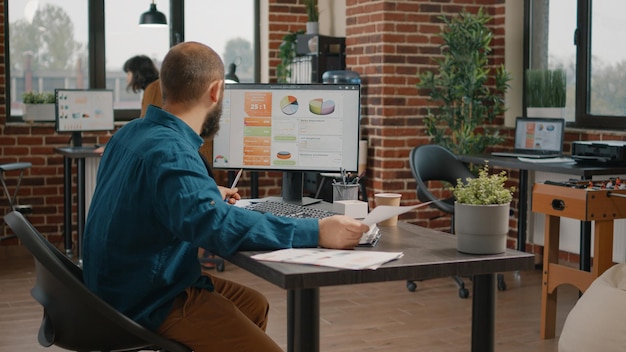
[559,263,626,351]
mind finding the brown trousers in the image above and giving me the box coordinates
[157,273,283,352]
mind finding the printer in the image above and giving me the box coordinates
[572,140,626,163]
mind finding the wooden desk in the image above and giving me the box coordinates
[54,146,102,260]
[532,182,626,338]
[226,222,535,352]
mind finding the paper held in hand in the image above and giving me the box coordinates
[362,201,432,226]
[251,248,404,270]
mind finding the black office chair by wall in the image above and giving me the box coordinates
[408,144,506,298]
[4,211,191,352]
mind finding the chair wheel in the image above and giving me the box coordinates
[406,280,417,292]
[458,287,470,299]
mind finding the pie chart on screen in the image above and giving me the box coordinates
[308,98,335,115]
[280,95,299,115]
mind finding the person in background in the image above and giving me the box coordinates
[123,55,161,117]
[82,41,369,352]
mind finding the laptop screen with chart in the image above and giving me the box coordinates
[492,117,565,158]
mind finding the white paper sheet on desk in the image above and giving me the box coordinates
[517,157,576,164]
[251,248,404,270]
[362,201,432,226]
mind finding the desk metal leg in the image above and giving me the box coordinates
[63,156,73,258]
[287,288,319,352]
[471,273,496,352]
[77,158,86,262]
[517,170,528,252]
[580,221,592,271]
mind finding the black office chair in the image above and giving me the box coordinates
[3,211,191,352]
[407,144,506,298]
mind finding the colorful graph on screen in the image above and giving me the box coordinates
[279,95,299,115]
[308,98,335,115]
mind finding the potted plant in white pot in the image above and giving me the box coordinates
[22,91,56,122]
[526,68,566,118]
[452,164,515,254]
[304,0,319,35]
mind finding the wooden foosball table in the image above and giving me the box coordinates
[532,179,626,339]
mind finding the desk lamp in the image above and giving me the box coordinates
[225,62,240,83]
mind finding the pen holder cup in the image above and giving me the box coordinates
[332,184,360,202]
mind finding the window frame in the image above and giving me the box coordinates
[524,0,626,130]
[5,0,260,122]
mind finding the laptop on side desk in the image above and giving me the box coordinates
[491,117,565,159]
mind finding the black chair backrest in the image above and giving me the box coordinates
[4,211,191,352]
[409,144,475,214]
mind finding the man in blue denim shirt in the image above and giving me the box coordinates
[82,42,368,352]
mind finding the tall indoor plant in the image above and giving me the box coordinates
[452,164,515,254]
[417,8,511,156]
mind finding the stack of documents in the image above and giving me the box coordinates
[252,248,403,270]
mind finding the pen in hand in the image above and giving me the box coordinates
[224,169,243,203]
[231,168,243,189]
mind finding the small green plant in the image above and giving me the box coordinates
[23,91,55,104]
[304,0,319,22]
[526,69,566,107]
[452,164,515,205]
[276,30,304,83]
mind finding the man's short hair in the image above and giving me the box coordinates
[160,42,225,104]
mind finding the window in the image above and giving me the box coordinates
[184,0,255,83]
[105,0,170,111]
[8,0,89,118]
[526,0,626,129]
[6,0,258,122]
[587,1,626,118]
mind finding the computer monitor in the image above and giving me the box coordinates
[213,83,361,204]
[55,89,115,147]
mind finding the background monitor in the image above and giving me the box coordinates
[55,89,115,146]
[213,83,361,204]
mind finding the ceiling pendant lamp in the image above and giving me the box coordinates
[139,1,167,27]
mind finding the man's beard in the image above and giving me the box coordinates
[200,103,222,138]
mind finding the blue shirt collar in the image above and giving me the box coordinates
[144,105,205,149]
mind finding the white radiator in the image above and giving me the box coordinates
[85,158,100,215]
[530,171,626,263]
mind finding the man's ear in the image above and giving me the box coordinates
[208,79,224,104]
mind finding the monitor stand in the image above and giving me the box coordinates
[72,131,83,147]
[281,171,321,206]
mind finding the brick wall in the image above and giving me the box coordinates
[342,0,508,230]
[2,0,626,252]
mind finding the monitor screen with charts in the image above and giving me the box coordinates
[213,83,361,173]
[55,89,115,133]
[492,117,565,158]
[213,83,361,204]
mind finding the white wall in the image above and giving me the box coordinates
[505,0,525,127]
